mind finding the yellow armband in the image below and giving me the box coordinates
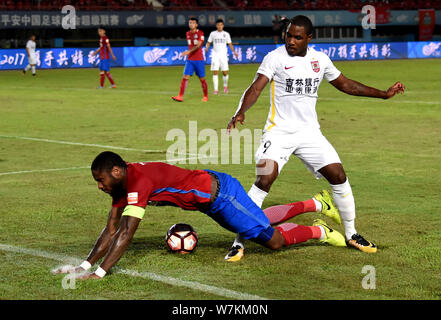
[121,205,146,219]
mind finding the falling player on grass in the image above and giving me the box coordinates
[225,15,405,260]
[172,17,208,102]
[205,19,238,94]
[52,151,346,279]
[22,35,37,76]
[91,26,117,89]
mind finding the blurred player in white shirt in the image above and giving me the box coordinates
[23,35,37,76]
[205,19,237,94]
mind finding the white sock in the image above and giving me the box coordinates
[223,75,229,88]
[318,225,326,240]
[31,66,36,74]
[330,178,357,240]
[212,75,218,91]
[312,198,322,212]
[247,184,268,208]
[231,184,268,250]
[24,64,31,71]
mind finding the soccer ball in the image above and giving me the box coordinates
[165,223,198,254]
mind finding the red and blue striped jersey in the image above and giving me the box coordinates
[99,35,110,60]
[112,162,212,210]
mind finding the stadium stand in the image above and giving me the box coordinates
[0,0,441,10]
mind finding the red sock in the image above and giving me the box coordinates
[105,72,115,85]
[263,199,316,224]
[100,73,105,87]
[275,223,320,246]
[200,78,208,97]
[178,78,188,97]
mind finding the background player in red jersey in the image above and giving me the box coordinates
[52,151,346,279]
[92,26,117,89]
[172,18,209,102]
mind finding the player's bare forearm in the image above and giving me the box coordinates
[227,74,269,132]
[331,74,405,99]
[85,207,123,265]
[237,73,268,115]
[99,216,140,272]
[85,227,115,265]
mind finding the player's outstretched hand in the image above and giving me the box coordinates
[76,272,101,280]
[385,81,405,99]
[227,113,245,134]
[51,264,85,275]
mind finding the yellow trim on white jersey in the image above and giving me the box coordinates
[267,80,276,131]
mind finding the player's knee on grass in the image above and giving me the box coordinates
[263,228,285,250]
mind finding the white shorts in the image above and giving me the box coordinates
[210,55,229,71]
[254,129,341,179]
[28,55,37,65]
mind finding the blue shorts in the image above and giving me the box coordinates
[184,60,205,78]
[99,59,111,72]
[204,170,274,244]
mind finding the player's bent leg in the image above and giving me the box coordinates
[319,163,377,253]
[226,159,279,260]
[254,159,279,193]
[261,227,284,250]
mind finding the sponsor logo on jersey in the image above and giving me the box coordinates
[127,192,139,204]
[311,60,320,72]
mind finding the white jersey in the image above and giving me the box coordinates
[256,46,341,134]
[26,40,36,56]
[207,30,232,57]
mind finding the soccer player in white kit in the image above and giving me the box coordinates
[205,19,237,94]
[23,35,37,76]
[225,15,405,260]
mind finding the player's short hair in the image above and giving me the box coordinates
[289,15,314,36]
[91,151,127,172]
[98,25,106,31]
[216,19,224,24]
[189,17,198,24]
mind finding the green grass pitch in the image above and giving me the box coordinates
[0,59,441,300]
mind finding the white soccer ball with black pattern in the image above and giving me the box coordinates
[165,223,198,254]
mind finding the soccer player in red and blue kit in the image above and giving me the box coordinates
[172,17,209,102]
[53,151,346,279]
[92,26,117,89]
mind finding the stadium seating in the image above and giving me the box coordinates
[0,0,440,10]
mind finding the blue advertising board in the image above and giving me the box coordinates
[1,41,440,71]
[0,47,124,70]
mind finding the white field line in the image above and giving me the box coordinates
[0,154,213,176]
[0,243,268,300]
[0,134,200,157]
[3,85,439,105]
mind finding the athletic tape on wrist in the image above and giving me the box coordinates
[80,260,92,270]
[94,267,107,278]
